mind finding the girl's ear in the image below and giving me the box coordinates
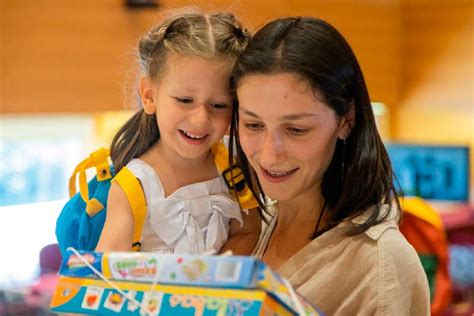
[337,102,355,140]
[140,76,157,114]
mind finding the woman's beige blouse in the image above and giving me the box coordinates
[253,204,430,315]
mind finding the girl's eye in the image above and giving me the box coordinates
[174,97,193,104]
[287,127,309,135]
[244,123,264,131]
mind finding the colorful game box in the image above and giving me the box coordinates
[51,276,297,315]
[50,250,322,315]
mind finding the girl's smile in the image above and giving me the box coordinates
[178,129,209,144]
[142,54,233,162]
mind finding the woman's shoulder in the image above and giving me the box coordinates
[349,205,420,260]
[350,205,430,315]
[374,225,430,314]
[279,204,429,315]
[349,204,427,280]
[366,214,423,277]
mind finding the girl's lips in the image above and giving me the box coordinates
[179,130,209,145]
[259,165,299,183]
[178,129,209,145]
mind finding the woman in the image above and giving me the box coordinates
[228,17,430,315]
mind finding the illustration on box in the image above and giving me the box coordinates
[50,249,322,315]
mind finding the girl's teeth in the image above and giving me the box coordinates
[183,131,205,139]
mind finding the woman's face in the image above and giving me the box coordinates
[237,73,349,203]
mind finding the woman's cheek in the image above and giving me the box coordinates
[239,129,257,157]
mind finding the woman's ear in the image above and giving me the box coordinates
[337,102,355,140]
[140,76,157,114]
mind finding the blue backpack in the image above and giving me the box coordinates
[55,148,147,255]
[55,144,258,256]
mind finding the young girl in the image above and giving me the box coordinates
[96,11,260,254]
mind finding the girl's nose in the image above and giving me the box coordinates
[190,104,211,128]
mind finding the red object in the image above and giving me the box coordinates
[439,204,474,245]
[399,198,452,316]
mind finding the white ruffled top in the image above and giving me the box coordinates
[126,159,242,254]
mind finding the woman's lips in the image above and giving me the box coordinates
[259,165,299,183]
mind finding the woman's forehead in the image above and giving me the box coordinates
[237,73,330,119]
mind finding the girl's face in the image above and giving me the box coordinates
[237,73,351,203]
[141,54,233,161]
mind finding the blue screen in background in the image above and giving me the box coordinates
[386,144,470,202]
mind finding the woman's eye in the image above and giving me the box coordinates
[174,97,193,104]
[210,103,230,109]
[287,127,309,135]
[244,123,264,131]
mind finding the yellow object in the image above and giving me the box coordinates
[211,141,258,210]
[400,196,443,230]
[68,148,112,199]
[85,199,104,217]
[69,148,113,217]
[113,167,147,251]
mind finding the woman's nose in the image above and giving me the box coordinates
[259,131,285,165]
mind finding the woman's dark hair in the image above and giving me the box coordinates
[111,11,250,171]
[229,17,400,236]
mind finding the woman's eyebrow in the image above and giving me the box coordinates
[281,113,318,120]
[239,107,260,118]
[239,107,317,120]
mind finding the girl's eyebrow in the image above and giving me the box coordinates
[239,107,318,120]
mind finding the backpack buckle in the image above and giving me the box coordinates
[90,148,112,181]
[222,165,246,193]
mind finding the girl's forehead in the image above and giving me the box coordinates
[158,54,233,91]
[164,54,233,74]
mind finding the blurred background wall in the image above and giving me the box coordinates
[1,0,472,167]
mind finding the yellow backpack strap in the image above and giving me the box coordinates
[68,148,112,216]
[211,141,259,209]
[113,167,147,251]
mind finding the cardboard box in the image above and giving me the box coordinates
[50,276,297,315]
[52,250,322,315]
